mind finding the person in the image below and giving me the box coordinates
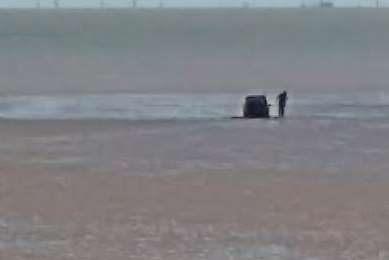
[277,91,288,118]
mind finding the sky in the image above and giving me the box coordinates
[0,0,387,8]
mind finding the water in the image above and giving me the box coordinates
[2,90,389,180]
[2,9,389,260]
[0,94,242,120]
[1,91,389,121]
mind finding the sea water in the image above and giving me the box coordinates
[1,91,389,121]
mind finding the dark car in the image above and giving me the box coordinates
[243,95,270,118]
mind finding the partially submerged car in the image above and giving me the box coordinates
[243,95,270,118]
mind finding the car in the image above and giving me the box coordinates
[243,95,270,118]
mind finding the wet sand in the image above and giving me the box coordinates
[1,119,389,259]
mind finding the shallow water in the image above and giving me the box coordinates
[1,90,389,121]
[2,9,389,260]
[1,91,389,180]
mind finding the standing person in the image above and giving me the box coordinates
[277,91,288,118]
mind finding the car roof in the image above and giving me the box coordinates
[246,95,266,100]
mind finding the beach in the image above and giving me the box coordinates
[1,8,389,259]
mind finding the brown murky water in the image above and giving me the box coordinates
[2,8,389,260]
[1,117,389,259]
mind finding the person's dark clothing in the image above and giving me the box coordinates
[277,91,288,117]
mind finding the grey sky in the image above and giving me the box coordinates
[0,0,387,8]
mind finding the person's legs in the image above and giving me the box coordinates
[279,103,285,117]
